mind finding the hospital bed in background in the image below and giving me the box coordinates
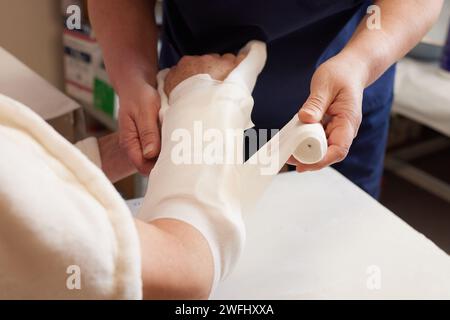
[386,3,450,203]
[128,169,450,299]
[387,58,450,203]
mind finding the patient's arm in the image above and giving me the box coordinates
[76,132,152,183]
[135,218,214,299]
[76,130,211,299]
[81,49,259,299]
[76,133,140,183]
[98,133,142,182]
[136,52,250,299]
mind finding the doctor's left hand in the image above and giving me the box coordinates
[289,52,367,172]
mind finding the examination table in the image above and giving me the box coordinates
[129,169,450,299]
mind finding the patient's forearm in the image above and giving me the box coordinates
[76,134,139,182]
[135,43,266,299]
[135,219,214,299]
[98,134,141,183]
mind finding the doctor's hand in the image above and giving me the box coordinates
[289,52,367,172]
[117,77,160,175]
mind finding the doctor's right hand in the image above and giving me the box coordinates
[117,76,161,175]
[290,52,365,172]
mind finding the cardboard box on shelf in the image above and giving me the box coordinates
[63,29,101,106]
[93,60,119,120]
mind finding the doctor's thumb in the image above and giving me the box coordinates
[298,92,329,124]
[139,110,161,159]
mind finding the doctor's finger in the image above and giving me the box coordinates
[295,116,355,171]
[119,113,155,175]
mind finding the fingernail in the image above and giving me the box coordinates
[143,143,155,156]
[303,108,318,118]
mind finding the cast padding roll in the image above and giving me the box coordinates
[240,115,327,212]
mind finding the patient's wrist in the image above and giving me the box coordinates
[98,133,138,183]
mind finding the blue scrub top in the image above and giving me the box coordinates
[159,0,396,130]
[159,0,396,198]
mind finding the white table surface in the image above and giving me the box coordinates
[211,169,450,299]
[128,168,450,299]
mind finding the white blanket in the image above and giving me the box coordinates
[0,94,141,299]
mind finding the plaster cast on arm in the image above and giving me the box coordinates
[136,40,328,295]
[137,41,267,292]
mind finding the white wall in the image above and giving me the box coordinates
[424,0,450,45]
[0,0,64,90]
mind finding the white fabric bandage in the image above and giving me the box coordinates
[239,116,327,212]
[0,94,142,299]
[137,41,267,291]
